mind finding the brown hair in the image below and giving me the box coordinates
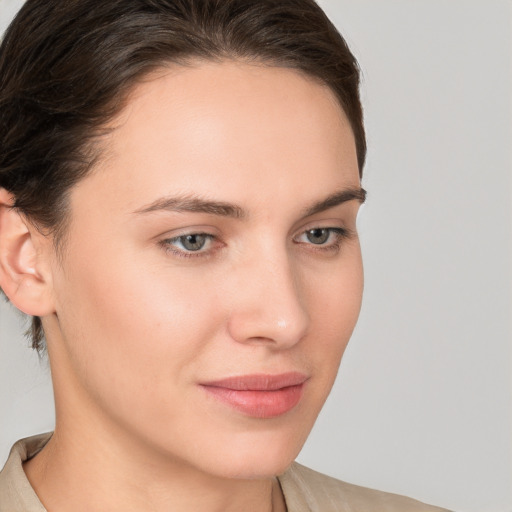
[0,0,366,351]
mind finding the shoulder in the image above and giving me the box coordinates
[0,433,51,512]
[278,462,452,512]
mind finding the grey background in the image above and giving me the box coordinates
[1,1,511,511]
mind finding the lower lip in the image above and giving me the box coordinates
[201,384,305,418]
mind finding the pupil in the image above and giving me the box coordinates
[182,234,206,251]
[307,228,329,244]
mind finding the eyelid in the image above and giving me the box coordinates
[293,217,354,238]
[153,223,222,240]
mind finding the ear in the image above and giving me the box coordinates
[0,188,55,317]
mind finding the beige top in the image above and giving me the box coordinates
[0,433,451,512]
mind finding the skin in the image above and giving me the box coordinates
[0,60,364,512]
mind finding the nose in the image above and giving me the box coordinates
[226,251,310,349]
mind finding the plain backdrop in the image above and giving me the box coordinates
[1,1,511,511]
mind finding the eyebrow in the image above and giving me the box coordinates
[133,195,245,218]
[301,187,366,217]
[133,187,366,219]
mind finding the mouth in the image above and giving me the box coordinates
[199,372,308,418]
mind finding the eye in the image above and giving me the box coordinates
[160,233,215,257]
[176,233,210,251]
[294,227,351,252]
[305,228,330,245]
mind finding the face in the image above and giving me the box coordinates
[44,61,364,479]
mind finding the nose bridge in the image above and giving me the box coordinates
[227,244,310,348]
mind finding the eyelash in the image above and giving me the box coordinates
[160,227,352,259]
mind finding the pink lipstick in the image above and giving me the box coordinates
[200,372,307,418]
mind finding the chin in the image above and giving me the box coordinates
[211,449,298,480]
[191,423,312,480]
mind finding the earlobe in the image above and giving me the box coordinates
[0,188,55,317]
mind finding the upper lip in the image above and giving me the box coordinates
[201,372,308,391]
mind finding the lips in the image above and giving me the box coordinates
[200,372,308,418]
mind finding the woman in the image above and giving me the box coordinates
[0,1,451,510]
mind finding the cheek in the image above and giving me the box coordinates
[303,248,363,384]
[52,241,223,422]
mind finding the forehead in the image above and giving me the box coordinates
[74,60,359,217]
